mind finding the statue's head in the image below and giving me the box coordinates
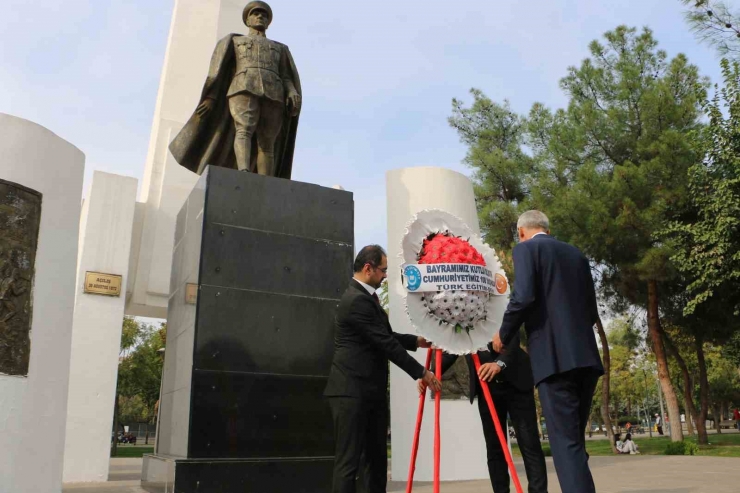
[243,1,273,31]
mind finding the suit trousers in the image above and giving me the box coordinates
[477,382,548,493]
[537,367,601,493]
[329,396,388,493]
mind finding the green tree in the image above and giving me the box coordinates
[449,92,534,277]
[377,282,389,313]
[526,26,708,441]
[681,0,740,60]
[117,323,166,420]
[664,59,740,316]
[706,344,740,427]
[112,318,166,455]
[722,330,740,366]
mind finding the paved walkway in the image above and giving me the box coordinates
[63,455,740,493]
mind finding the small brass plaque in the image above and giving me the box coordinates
[84,272,122,296]
[185,283,198,304]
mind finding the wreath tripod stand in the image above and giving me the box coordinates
[406,348,524,493]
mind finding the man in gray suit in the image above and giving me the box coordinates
[493,211,604,493]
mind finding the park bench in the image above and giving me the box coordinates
[719,420,736,429]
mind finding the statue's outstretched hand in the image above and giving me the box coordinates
[196,98,214,117]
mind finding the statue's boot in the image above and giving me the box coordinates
[256,150,276,176]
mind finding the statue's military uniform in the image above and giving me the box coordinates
[228,35,295,102]
[223,32,298,174]
[168,1,302,178]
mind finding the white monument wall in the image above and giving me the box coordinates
[387,167,489,481]
[127,0,246,318]
[63,171,138,483]
[0,113,84,493]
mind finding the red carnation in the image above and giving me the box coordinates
[418,234,485,265]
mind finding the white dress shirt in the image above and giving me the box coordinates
[354,278,375,296]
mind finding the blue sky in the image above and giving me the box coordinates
[0,0,724,250]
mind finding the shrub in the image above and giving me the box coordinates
[664,441,699,455]
[617,415,640,427]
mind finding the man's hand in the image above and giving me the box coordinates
[196,98,214,117]
[417,336,433,348]
[417,379,427,395]
[478,362,502,382]
[286,91,301,116]
[420,369,442,392]
[492,331,503,353]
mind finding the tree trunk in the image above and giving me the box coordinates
[662,334,697,436]
[646,280,683,442]
[695,334,710,444]
[685,398,695,436]
[594,317,618,453]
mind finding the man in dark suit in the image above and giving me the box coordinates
[492,210,604,493]
[325,245,442,493]
[419,333,547,493]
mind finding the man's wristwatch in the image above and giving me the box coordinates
[495,360,507,370]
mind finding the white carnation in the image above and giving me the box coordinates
[422,290,490,329]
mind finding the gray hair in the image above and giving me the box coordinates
[517,210,549,231]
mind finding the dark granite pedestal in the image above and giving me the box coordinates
[142,167,353,493]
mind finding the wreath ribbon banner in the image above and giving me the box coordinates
[401,262,502,294]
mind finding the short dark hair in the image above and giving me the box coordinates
[353,245,386,273]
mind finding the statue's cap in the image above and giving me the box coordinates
[243,1,273,25]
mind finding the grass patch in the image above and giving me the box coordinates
[511,433,740,458]
[111,446,154,458]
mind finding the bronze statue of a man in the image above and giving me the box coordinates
[169,1,302,178]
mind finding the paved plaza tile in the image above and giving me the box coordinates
[63,455,740,493]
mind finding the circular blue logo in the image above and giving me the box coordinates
[404,265,422,291]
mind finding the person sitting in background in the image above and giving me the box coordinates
[614,433,625,454]
[621,433,640,455]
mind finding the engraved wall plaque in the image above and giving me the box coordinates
[83,272,122,296]
[185,283,198,304]
[0,179,42,377]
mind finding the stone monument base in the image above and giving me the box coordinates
[141,167,353,493]
[142,454,334,492]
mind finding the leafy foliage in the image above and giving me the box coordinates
[663,59,740,315]
[451,25,716,443]
[116,317,166,424]
[449,92,533,274]
[665,440,700,455]
[681,1,740,60]
[527,26,706,296]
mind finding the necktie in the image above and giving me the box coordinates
[372,292,380,305]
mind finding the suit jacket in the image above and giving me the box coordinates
[438,333,534,404]
[324,279,425,400]
[498,234,604,385]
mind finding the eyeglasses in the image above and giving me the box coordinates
[367,264,388,274]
